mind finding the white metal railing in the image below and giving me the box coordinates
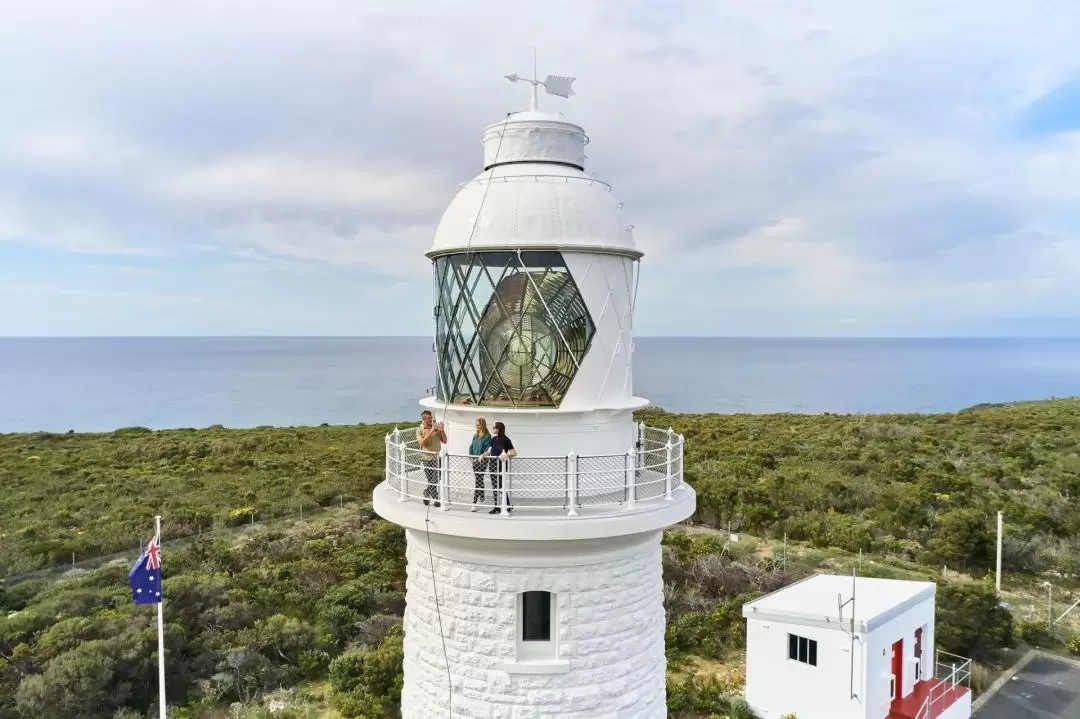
[914,649,972,719]
[383,422,685,516]
[457,173,614,193]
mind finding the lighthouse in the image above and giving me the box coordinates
[373,70,696,718]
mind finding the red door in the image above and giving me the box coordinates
[890,639,904,710]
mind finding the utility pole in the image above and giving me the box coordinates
[995,511,1003,594]
[1047,583,1054,632]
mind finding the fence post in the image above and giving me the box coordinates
[625,449,637,510]
[396,430,408,501]
[664,436,674,501]
[385,431,392,493]
[439,449,450,510]
[567,452,579,517]
[500,457,510,513]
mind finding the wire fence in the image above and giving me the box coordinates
[692,530,1080,644]
[2,495,363,587]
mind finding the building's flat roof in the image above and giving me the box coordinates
[742,574,935,633]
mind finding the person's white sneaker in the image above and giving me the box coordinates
[470,505,478,512]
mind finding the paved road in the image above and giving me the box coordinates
[975,655,1080,719]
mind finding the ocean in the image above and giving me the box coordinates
[0,337,1078,433]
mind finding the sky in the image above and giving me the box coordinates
[2,1,1080,337]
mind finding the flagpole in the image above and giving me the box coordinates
[155,514,166,718]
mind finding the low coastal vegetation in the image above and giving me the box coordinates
[1,398,1079,717]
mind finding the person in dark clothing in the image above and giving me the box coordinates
[488,421,517,514]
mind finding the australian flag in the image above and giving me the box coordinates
[129,534,162,604]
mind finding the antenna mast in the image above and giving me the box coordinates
[504,53,576,112]
[837,570,859,701]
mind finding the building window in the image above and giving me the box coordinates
[788,633,818,666]
[522,591,552,642]
[433,251,595,408]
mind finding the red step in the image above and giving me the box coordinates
[887,677,969,719]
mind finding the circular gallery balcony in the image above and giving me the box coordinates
[372,423,697,541]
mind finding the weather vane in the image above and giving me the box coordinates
[505,51,576,111]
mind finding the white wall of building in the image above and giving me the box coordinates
[864,596,936,719]
[744,618,866,719]
[400,529,668,718]
[937,690,972,719]
[745,592,940,719]
[560,252,636,409]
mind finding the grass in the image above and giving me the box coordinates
[3,398,1080,718]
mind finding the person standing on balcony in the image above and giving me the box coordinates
[489,421,517,515]
[469,418,493,511]
[417,410,445,507]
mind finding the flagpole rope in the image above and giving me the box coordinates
[436,112,511,420]
[424,111,513,718]
[423,504,453,716]
[424,103,518,717]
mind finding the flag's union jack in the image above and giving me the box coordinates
[144,537,161,570]
[129,534,162,605]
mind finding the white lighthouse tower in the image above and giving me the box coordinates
[373,70,696,718]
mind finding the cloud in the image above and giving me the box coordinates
[1,0,1080,335]
[222,218,433,278]
[157,155,452,216]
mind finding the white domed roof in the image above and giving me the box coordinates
[429,112,639,258]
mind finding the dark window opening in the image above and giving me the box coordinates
[522,591,551,642]
[787,633,818,666]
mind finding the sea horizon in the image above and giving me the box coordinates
[1,336,1079,433]
[4,334,1080,339]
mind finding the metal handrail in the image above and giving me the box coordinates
[914,649,972,719]
[457,173,613,192]
[383,422,685,516]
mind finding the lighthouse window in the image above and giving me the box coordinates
[433,251,595,408]
[522,591,552,642]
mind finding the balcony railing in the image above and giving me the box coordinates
[914,649,972,719]
[383,422,685,516]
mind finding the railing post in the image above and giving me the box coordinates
[439,448,450,510]
[625,449,637,510]
[385,432,391,485]
[677,433,685,487]
[500,457,510,513]
[567,452,579,517]
[664,436,674,501]
[394,429,407,501]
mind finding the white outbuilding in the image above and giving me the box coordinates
[742,574,972,719]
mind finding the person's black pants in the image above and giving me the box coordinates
[472,461,487,504]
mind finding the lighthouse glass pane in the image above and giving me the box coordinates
[433,251,595,408]
[522,591,551,642]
